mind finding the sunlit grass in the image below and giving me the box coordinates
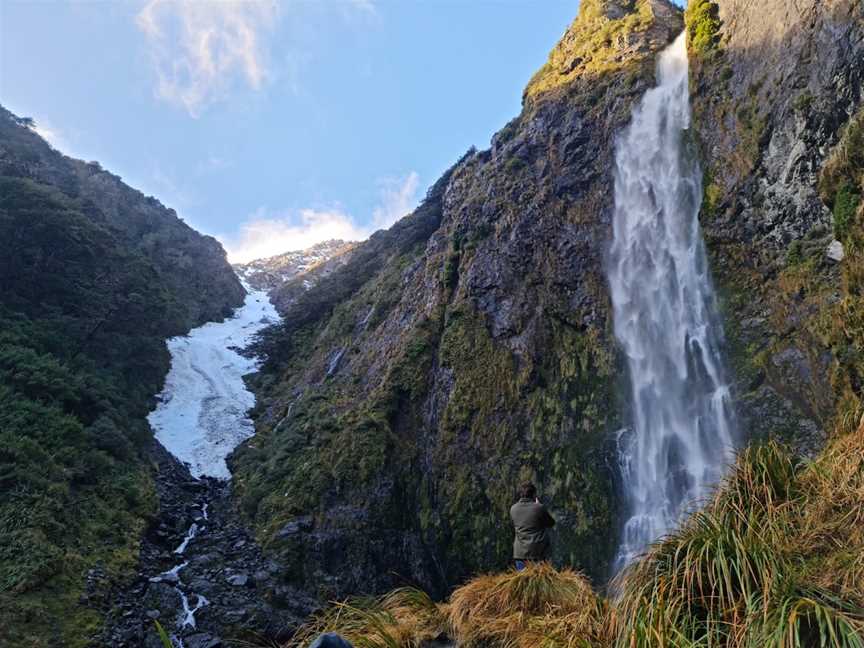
[283,587,446,648]
[448,562,612,648]
[615,434,864,648]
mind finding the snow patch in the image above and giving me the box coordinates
[148,283,281,479]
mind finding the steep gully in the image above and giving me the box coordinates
[104,286,315,648]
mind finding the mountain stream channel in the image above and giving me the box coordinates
[102,284,316,648]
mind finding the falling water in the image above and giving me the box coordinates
[607,32,736,570]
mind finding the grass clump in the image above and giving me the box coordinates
[833,182,861,241]
[686,0,721,55]
[615,439,864,648]
[448,562,612,648]
[820,109,864,207]
[285,588,447,648]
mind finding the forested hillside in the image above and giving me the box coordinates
[0,106,244,646]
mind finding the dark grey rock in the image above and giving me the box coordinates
[184,633,221,648]
[277,515,313,538]
[226,573,249,587]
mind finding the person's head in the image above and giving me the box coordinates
[519,482,537,500]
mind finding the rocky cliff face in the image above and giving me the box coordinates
[686,0,864,453]
[0,107,245,646]
[233,0,684,597]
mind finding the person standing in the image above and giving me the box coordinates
[509,482,556,570]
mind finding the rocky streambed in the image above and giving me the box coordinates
[103,444,315,648]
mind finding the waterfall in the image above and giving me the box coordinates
[607,32,737,570]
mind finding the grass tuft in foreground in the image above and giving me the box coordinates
[285,564,610,648]
[615,438,864,648]
[448,562,611,648]
[284,587,447,648]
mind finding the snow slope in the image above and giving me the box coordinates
[148,284,280,479]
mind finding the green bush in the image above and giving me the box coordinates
[833,182,861,241]
[787,239,804,265]
[686,0,721,54]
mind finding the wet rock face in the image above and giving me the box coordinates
[695,0,863,250]
[689,0,864,449]
[233,0,683,602]
[103,444,314,647]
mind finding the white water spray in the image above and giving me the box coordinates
[607,32,736,570]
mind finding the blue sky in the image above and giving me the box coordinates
[1,1,580,262]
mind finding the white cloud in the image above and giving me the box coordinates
[27,119,79,157]
[348,0,376,14]
[372,171,420,229]
[221,171,420,263]
[222,207,366,263]
[136,0,280,117]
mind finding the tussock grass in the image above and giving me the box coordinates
[448,562,612,648]
[284,587,446,648]
[615,435,864,648]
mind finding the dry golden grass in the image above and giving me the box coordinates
[283,587,447,648]
[448,562,612,648]
[798,421,864,605]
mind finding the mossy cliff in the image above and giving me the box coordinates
[0,106,244,646]
[232,0,683,598]
[685,0,864,452]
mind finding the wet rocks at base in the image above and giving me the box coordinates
[103,443,316,647]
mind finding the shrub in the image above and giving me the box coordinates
[506,156,527,174]
[793,92,814,113]
[703,181,723,217]
[787,239,804,265]
[820,109,864,204]
[833,182,861,241]
[686,0,721,54]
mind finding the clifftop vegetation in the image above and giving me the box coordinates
[524,0,672,101]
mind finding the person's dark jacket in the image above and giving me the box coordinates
[510,498,556,560]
